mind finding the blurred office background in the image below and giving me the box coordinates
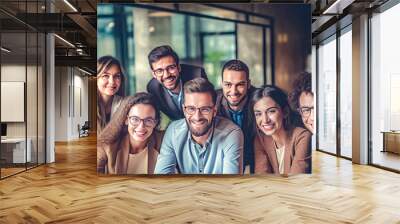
[97,3,311,95]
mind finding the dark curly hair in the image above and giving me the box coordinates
[289,72,312,111]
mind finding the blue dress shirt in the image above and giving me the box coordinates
[154,116,243,174]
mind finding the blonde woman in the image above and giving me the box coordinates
[97,93,164,174]
[97,56,125,134]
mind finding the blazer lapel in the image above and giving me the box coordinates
[261,134,280,174]
[221,98,233,119]
[283,132,293,175]
[147,147,159,174]
[115,134,130,174]
[161,86,181,115]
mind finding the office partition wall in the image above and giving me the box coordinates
[0,1,46,179]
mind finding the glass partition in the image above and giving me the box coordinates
[339,27,352,158]
[0,1,46,179]
[370,3,400,171]
[0,31,28,177]
[317,35,337,155]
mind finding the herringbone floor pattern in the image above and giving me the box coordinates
[1,135,400,223]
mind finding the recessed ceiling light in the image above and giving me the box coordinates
[54,34,75,48]
[63,0,78,12]
[1,47,11,53]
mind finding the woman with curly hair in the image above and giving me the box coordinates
[289,72,314,134]
[97,93,164,174]
[97,56,126,135]
[251,85,311,175]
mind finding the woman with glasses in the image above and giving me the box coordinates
[250,85,312,175]
[289,72,314,134]
[97,56,125,135]
[97,93,163,174]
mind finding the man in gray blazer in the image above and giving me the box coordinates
[147,45,207,120]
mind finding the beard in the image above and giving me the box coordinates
[226,93,247,107]
[161,75,179,90]
[186,117,214,137]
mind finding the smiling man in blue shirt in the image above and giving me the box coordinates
[154,78,243,174]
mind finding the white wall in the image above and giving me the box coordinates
[54,67,89,141]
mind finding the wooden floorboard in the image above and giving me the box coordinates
[1,135,400,223]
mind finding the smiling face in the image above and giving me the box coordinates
[125,104,156,143]
[151,56,181,91]
[253,96,285,136]
[183,92,217,137]
[222,69,250,109]
[97,65,122,97]
[299,91,314,134]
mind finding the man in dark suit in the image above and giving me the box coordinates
[216,59,257,174]
[147,45,207,120]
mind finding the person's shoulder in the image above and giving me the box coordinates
[247,85,258,96]
[167,118,187,131]
[113,94,123,103]
[180,64,206,81]
[291,126,312,140]
[147,78,161,92]
[215,89,224,105]
[215,116,242,134]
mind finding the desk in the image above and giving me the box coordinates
[1,138,32,163]
[381,131,400,154]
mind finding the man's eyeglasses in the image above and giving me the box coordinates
[127,116,157,127]
[184,106,214,115]
[153,64,178,77]
[298,106,314,117]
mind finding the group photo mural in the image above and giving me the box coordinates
[96,3,314,175]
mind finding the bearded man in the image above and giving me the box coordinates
[216,59,257,174]
[147,45,207,120]
[155,78,243,174]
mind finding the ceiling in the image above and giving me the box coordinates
[0,0,97,74]
[1,0,393,74]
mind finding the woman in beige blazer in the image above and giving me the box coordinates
[97,56,126,135]
[250,85,312,175]
[97,93,164,174]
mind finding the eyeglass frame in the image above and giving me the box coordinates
[127,115,158,128]
[297,106,314,118]
[152,64,179,77]
[183,105,215,116]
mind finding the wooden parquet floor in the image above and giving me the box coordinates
[1,135,400,223]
